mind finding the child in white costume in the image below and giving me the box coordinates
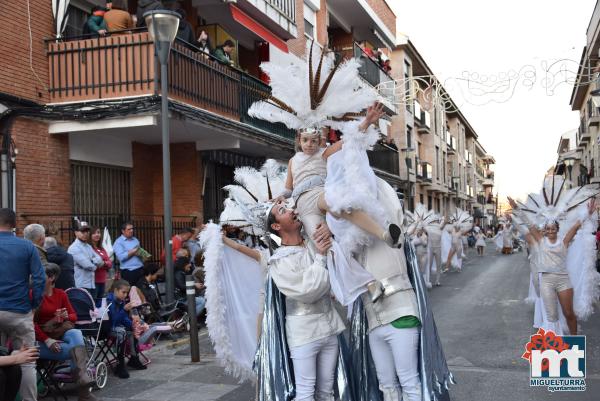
[275,111,402,301]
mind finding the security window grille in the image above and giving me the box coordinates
[71,162,131,218]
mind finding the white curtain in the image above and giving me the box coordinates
[52,0,70,38]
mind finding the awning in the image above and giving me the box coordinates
[230,5,289,53]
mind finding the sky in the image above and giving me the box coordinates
[388,0,597,201]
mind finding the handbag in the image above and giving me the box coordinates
[40,319,75,340]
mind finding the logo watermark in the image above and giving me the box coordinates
[522,328,586,392]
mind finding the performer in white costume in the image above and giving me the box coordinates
[249,42,399,307]
[442,209,472,273]
[405,203,438,288]
[493,224,504,253]
[508,175,600,334]
[267,204,346,401]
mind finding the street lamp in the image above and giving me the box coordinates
[563,157,575,188]
[400,147,415,211]
[145,10,180,304]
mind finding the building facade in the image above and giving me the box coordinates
[569,0,600,187]
[389,39,496,225]
[0,0,399,255]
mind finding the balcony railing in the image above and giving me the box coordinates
[368,144,400,176]
[265,0,296,22]
[19,213,196,265]
[47,31,295,141]
[421,162,433,182]
[352,43,394,88]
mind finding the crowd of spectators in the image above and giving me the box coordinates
[81,1,232,66]
[0,208,206,400]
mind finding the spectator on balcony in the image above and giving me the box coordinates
[83,6,108,37]
[104,0,135,33]
[213,40,235,66]
[68,221,104,298]
[136,0,164,27]
[45,237,76,290]
[197,30,212,58]
[91,227,113,306]
[113,222,145,287]
[358,40,376,60]
[23,224,48,266]
[174,8,196,47]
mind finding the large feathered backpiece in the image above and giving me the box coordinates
[248,41,378,130]
[404,203,439,233]
[449,208,473,231]
[516,175,599,227]
[222,159,287,235]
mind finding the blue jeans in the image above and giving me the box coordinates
[195,296,206,317]
[38,329,86,368]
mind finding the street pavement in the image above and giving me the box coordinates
[55,242,598,401]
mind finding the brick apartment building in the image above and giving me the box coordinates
[0,0,399,255]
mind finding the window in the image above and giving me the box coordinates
[64,5,89,37]
[406,126,413,149]
[404,60,412,112]
[442,152,447,183]
[428,195,432,210]
[435,146,440,180]
[419,194,424,204]
[303,3,316,39]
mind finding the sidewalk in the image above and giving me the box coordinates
[55,329,254,401]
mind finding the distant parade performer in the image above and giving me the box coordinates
[509,175,600,335]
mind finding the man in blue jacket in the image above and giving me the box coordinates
[0,208,46,401]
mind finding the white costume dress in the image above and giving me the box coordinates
[475,232,486,247]
[425,224,444,286]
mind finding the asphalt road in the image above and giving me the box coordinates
[434,245,599,401]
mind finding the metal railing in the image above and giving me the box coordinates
[46,31,294,142]
[19,213,197,264]
[239,74,296,140]
[368,144,400,176]
[266,0,296,22]
[352,43,394,87]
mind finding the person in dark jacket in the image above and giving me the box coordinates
[106,280,146,379]
[174,257,204,317]
[45,237,75,290]
[135,263,162,323]
[174,8,197,47]
[83,5,108,36]
[136,0,164,26]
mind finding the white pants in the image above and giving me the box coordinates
[369,324,421,401]
[289,334,339,401]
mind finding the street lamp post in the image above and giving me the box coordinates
[563,157,574,188]
[400,147,415,211]
[145,10,180,304]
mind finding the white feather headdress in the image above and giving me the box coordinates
[248,41,378,130]
[449,208,473,231]
[404,203,439,232]
[516,175,599,227]
[221,159,287,235]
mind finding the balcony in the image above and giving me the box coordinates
[482,178,494,187]
[587,98,600,127]
[414,104,431,134]
[578,127,591,143]
[367,143,400,177]
[447,136,456,154]
[420,162,433,184]
[47,31,295,141]
[352,44,394,89]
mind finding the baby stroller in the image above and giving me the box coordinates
[37,289,109,399]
